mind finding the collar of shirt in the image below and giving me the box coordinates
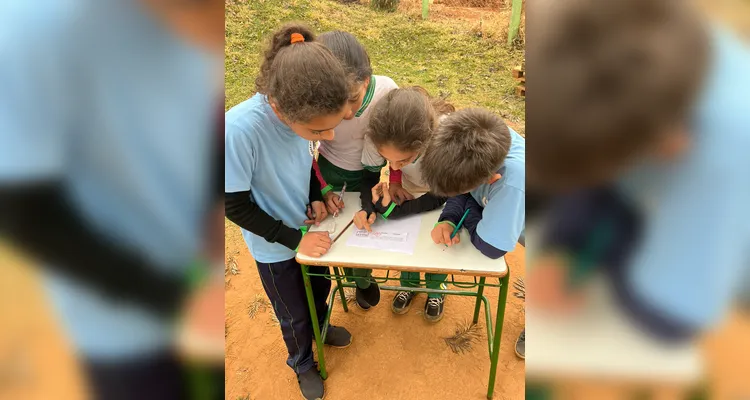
[261,95,299,142]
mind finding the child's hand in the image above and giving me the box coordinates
[431,221,460,246]
[526,252,585,313]
[353,210,376,232]
[297,232,332,258]
[305,201,328,226]
[323,191,345,216]
[371,182,391,207]
[388,182,414,205]
[178,272,225,363]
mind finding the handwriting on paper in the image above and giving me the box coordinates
[353,230,408,243]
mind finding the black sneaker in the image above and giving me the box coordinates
[354,287,371,310]
[424,295,445,322]
[515,330,525,360]
[355,282,380,309]
[324,325,352,348]
[297,368,324,400]
[391,291,415,314]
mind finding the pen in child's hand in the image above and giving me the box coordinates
[334,182,347,217]
[306,205,317,224]
[445,209,471,248]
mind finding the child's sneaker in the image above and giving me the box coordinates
[324,325,352,348]
[355,282,380,310]
[391,291,416,314]
[424,294,446,322]
[297,368,324,400]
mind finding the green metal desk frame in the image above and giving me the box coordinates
[300,265,510,399]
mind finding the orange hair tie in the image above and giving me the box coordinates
[290,33,305,44]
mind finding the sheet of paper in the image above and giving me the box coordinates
[345,214,422,254]
[308,218,337,239]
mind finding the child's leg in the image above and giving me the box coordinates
[344,267,373,289]
[425,273,448,298]
[256,259,326,375]
[400,271,422,289]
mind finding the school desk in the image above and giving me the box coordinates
[297,192,511,399]
[523,223,704,400]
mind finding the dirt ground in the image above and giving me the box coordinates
[224,220,527,400]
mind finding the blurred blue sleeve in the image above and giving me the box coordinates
[224,122,256,193]
[626,159,750,330]
[0,14,71,181]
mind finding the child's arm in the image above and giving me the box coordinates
[225,163,324,251]
[463,195,506,259]
[359,168,381,218]
[473,187,525,257]
[541,187,619,254]
[371,192,447,220]
[0,183,190,316]
[309,161,324,204]
[313,158,333,197]
[359,135,387,219]
[437,193,470,224]
[225,191,304,250]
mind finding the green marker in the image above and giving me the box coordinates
[446,208,471,247]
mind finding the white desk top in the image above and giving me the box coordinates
[296,193,508,278]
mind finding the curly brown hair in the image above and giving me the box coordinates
[366,86,455,153]
[420,108,511,196]
[255,23,349,123]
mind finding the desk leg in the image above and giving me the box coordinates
[487,273,510,399]
[334,266,349,313]
[301,264,328,379]
[473,277,486,324]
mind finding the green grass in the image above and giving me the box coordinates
[225,0,525,130]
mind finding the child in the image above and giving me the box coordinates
[355,87,455,319]
[315,30,399,199]
[1,1,224,398]
[420,108,526,321]
[526,0,750,343]
[307,31,400,310]
[224,23,352,400]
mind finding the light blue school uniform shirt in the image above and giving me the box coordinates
[225,94,312,263]
[618,26,750,330]
[0,0,218,359]
[470,128,526,253]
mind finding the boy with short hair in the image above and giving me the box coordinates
[418,108,525,321]
[526,0,750,341]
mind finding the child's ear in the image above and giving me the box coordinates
[269,101,283,121]
[488,173,502,185]
[657,130,691,160]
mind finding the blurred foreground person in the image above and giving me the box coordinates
[527,0,750,342]
[0,0,224,399]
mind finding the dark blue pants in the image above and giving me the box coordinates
[256,259,331,374]
[84,352,224,400]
